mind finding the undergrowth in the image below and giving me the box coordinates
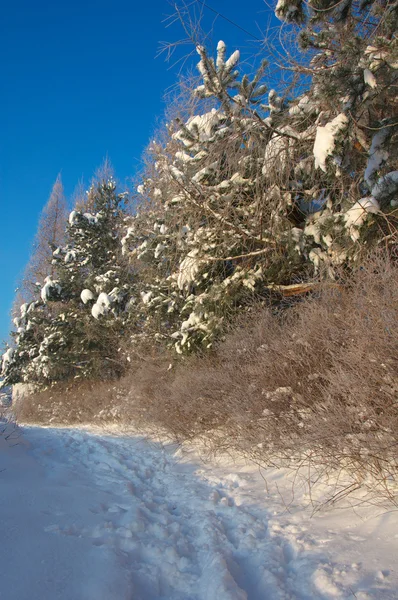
[15,253,398,504]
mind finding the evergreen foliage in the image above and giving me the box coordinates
[120,0,397,353]
[3,179,132,385]
[2,0,397,384]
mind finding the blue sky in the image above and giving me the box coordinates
[0,0,277,344]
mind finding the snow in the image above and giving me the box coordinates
[154,243,165,259]
[1,422,397,600]
[91,304,102,319]
[83,212,98,224]
[289,95,317,116]
[263,132,289,173]
[180,311,204,346]
[121,226,135,254]
[192,164,216,184]
[169,165,185,183]
[275,0,301,22]
[216,40,226,69]
[40,276,61,303]
[363,68,377,88]
[268,89,283,113]
[81,289,95,304]
[68,210,97,226]
[0,384,12,407]
[344,196,380,241]
[141,290,153,305]
[69,210,78,225]
[224,49,240,72]
[174,110,224,146]
[176,151,193,163]
[64,249,77,263]
[309,247,328,271]
[177,250,201,290]
[313,114,349,172]
[364,45,398,70]
[1,348,14,373]
[364,128,390,187]
[91,292,112,319]
[371,170,398,201]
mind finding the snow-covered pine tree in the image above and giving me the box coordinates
[123,0,397,354]
[273,0,398,270]
[3,0,396,379]
[46,177,133,381]
[1,300,50,385]
[2,177,134,386]
[122,42,310,354]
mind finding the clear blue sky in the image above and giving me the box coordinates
[0,0,277,345]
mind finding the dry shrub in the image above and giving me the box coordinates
[133,253,398,500]
[14,379,127,425]
[14,351,175,429]
[16,253,398,501]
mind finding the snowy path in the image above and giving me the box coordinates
[0,424,397,600]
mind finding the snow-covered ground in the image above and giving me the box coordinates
[0,422,397,600]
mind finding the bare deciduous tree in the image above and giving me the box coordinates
[21,174,68,301]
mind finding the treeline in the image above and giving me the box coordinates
[2,0,397,388]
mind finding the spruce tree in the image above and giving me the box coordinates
[2,178,133,386]
[47,178,132,381]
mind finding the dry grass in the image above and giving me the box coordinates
[15,379,125,425]
[13,352,174,429]
[133,253,398,501]
[16,253,398,502]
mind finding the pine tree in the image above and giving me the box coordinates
[46,177,133,381]
[3,0,396,381]
[122,0,397,354]
[272,0,398,269]
[2,177,133,386]
[122,42,298,354]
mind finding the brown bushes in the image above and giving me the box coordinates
[17,254,398,500]
[132,254,398,498]
[14,379,123,425]
[13,353,174,429]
